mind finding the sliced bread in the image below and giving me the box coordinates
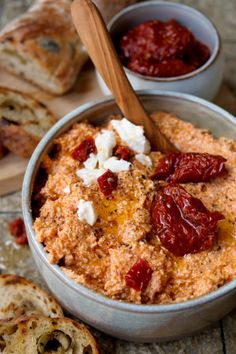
[0,87,56,158]
[0,0,87,94]
[0,274,63,320]
[0,315,100,354]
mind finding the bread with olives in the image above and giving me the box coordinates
[0,0,87,94]
[0,316,99,354]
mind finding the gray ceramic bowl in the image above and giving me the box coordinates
[97,1,224,101]
[23,91,236,343]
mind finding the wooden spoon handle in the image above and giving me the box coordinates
[71,0,177,152]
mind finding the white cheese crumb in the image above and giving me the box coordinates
[103,157,131,173]
[76,168,105,186]
[63,186,71,194]
[77,199,97,226]
[84,153,98,170]
[135,154,152,168]
[111,118,151,154]
[95,130,116,166]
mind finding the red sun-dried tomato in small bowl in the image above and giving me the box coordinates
[96,1,224,100]
[119,19,210,78]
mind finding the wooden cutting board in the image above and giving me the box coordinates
[0,62,236,196]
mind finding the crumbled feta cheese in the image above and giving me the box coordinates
[103,157,131,173]
[76,168,105,186]
[111,118,151,154]
[77,199,97,226]
[84,153,98,170]
[63,186,71,194]
[135,154,152,168]
[95,130,116,166]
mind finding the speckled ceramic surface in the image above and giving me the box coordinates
[1,0,236,352]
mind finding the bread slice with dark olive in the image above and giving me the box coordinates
[0,274,63,320]
[0,0,87,94]
[0,316,99,354]
[0,87,56,158]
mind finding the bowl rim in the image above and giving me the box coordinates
[23,90,236,314]
[108,0,221,82]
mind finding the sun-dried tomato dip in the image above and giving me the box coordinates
[119,19,210,78]
[33,113,236,304]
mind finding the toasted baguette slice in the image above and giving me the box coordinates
[0,316,99,354]
[0,0,87,94]
[0,274,63,320]
[0,87,56,158]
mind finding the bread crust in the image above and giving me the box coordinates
[0,0,87,94]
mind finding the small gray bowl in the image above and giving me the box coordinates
[97,1,224,101]
[22,91,236,343]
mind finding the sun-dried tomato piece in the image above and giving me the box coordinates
[8,218,28,245]
[152,153,176,181]
[8,218,25,237]
[152,152,227,183]
[113,144,131,161]
[71,136,96,162]
[14,233,28,245]
[97,169,118,197]
[151,184,224,256]
[125,259,153,291]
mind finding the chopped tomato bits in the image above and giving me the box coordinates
[8,218,28,245]
[152,152,227,183]
[97,169,118,197]
[71,136,96,162]
[113,145,131,161]
[151,184,224,256]
[125,259,153,291]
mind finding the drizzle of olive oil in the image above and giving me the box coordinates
[174,257,186,273]
[218,218,236,245]
[97,197,135,242]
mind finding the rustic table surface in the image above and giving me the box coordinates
[0,0,236,353]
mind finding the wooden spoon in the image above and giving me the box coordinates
[71,0,177,152]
